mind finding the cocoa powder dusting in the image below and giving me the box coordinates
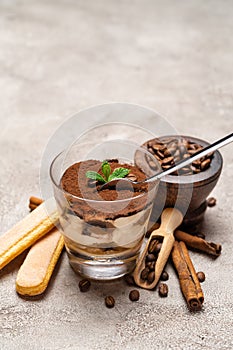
[60,159,153,222]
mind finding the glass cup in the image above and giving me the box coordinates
[50,140,160,280]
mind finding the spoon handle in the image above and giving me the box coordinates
[159,208,183,235]
[147,132,233,182]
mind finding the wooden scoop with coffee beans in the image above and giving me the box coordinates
[133,208,183,289]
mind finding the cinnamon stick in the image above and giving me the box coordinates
[172,241,204,311]
[174,230,221,257]
[29,196,43,211]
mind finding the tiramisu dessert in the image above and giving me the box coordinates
[55,159,157,277]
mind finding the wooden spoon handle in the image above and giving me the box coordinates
[153,234,175,286]
[159,208,183,235]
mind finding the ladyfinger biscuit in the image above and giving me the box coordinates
[16,228,64,296]
[0,198,58,270]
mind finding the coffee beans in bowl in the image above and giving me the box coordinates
[137,135,223,226]
[143,136,214,175]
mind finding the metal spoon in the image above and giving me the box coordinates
[100,132,233,190]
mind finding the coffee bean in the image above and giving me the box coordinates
[201,158,211,171]
[162,157,174,166]
[148,147,154,154]
[164,149,171,157]
[146,253,156,262]
[188,144,196,151]
[160,271,169,281]
[129,290,140,301]
[156,150,165,159]
[162,164,173,170]
[207,197,217,207]
[148,239,159,254]
[207,151,214,158]
[105,296,115,308]
[124,274,135,286]
[181,166,192,173]
[194,145,203,151]
[141,267,150,280]
[183,153,190,159]
[188,149,198,155]
[197,271,205,283]
[159,283,168,297]
[192,166,201,174]
[148,141,154,148]
[146,261,155,271]
[155,243,162,253]
[147,271,155,283]
[152,143,165,151]
[192,160,201,168]
[78,279,91,292]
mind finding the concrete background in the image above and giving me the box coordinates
[0,0,233,349]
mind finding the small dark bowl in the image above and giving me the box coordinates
[144,135,223,226]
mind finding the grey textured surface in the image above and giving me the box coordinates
[0,0,233,349]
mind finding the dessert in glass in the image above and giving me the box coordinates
[50,140,160,280]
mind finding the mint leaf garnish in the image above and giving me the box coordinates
[86,171,106,183]
[86,161,130,185]
[108,167,130,181]
[102,160,111,181]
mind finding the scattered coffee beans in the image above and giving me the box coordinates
[159,283,168,297]
[207,197,217,207]
[197,271,206,283]
[105,296,115,308]
[160,271,169,281]
[129,290,140,302]
[78,279,91,292]
[144,137,214,175]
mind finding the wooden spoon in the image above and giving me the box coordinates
[133,208,183,289]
